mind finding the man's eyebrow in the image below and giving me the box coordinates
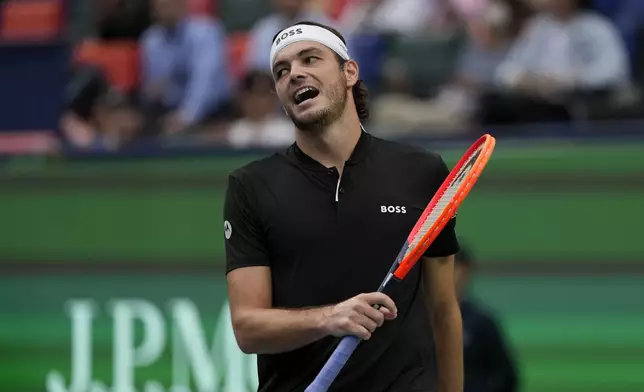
[273,47,324,70]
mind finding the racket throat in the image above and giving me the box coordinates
[377,272,400,292]
[378,273,393,291]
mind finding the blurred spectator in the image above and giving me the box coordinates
[482,0,631,125]
[425,0,518,130]
[93,0,152,40]
[455,245,520,392]
[339,0,447,37]
[227,71,295,149]
[244,0,335,72]
[371,58,448,135]
[61,65,142,151]
[593,0,644,65]
[139,0,232,136]
[371,0,519,134]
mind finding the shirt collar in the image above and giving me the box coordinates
[288,127,372,171]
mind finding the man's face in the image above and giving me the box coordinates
[272,41,351,132]
[154,0,183,26]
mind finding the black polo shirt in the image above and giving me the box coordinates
[223,130,459,392]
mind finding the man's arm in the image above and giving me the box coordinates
[227,266,328,354]
[423,255,463,392]
[224,175,328,354]
[227,266,397,354]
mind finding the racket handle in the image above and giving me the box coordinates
[304,335,360,392]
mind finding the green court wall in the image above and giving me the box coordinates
[1,141,643,264]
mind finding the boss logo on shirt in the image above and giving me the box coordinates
[274,28,303,46]
[381,205,407,214]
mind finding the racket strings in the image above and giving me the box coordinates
[404,186,457,257]
[403,144,483,258]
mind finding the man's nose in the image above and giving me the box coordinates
[289,62,307,82]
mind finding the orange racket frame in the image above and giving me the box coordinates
[393,133,496,280]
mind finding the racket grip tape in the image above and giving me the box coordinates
[304,335,360,392]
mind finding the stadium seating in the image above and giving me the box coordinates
[187,0,215,15]
[74,40,140,93]
[218,0,270,32]
[328,0,352,20]
[388,34,465,98]
[0,0,63,40]
[227,31,250,79]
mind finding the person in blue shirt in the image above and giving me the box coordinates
[455,245,520,392]
[593,0,644,64]
[139,0,232,135]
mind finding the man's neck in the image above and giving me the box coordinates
[294,113,362,174]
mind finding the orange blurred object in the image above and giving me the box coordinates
[0,0,63,40]
[227,31,249,79]
[74,40,140,93]
[187,0,214,15]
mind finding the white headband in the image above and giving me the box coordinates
[270,24,350,71]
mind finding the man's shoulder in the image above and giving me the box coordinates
[228,151,291,186]
[371,135,445,169]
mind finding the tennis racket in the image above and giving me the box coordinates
[304,133,496,392]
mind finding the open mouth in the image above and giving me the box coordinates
[293,87,320,105]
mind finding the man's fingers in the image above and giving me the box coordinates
[353,313,378,333]
[348,324,372,340]
[358,303,386,327]
[379,307,397,320]
[359,292,398,316]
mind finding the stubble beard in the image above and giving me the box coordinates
[286,77,348,134]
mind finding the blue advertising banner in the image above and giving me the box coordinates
[0,41,69,132]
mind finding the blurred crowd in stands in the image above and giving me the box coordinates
[3,0,644,152]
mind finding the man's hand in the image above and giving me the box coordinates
[228,267,397,354]
[321,292,397,340]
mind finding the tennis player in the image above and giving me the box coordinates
[224,21,463,392]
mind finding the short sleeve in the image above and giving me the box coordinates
[423,155,460,258]
[223,174,271,274]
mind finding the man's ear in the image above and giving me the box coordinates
[344,59,360,88]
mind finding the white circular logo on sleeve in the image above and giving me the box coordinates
[224,220,232,239]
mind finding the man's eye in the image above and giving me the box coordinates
[304,56,318,64]
[275,69,287,79]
